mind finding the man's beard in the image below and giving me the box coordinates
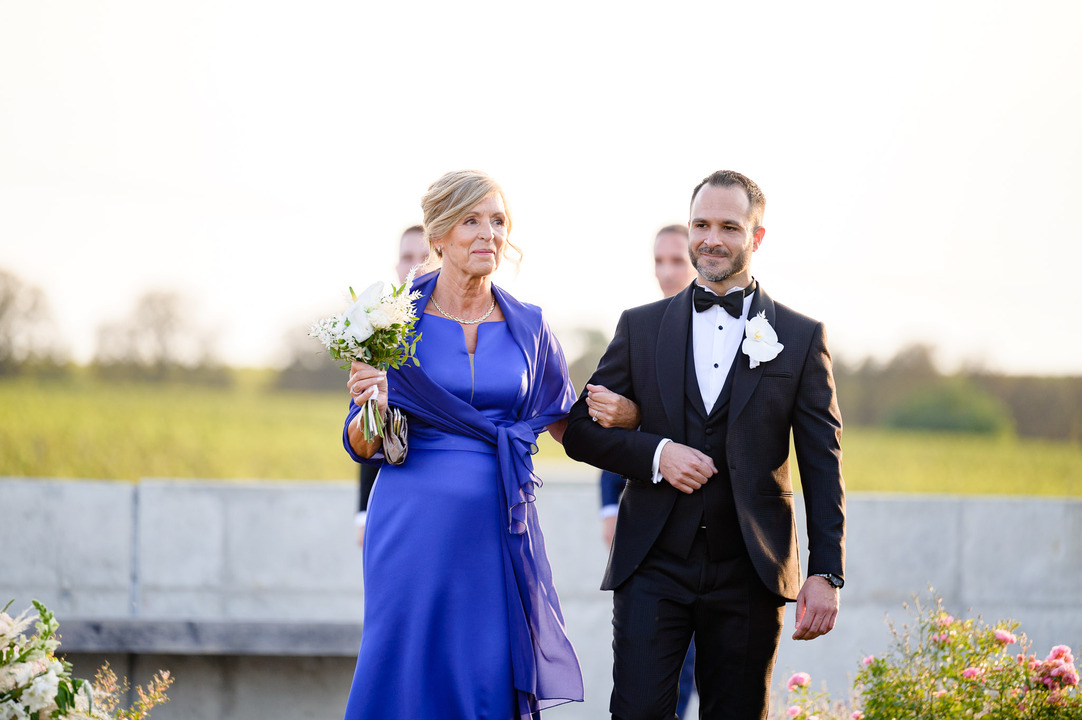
[691,243,751,283]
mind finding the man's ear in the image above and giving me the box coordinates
[752,226,766,251]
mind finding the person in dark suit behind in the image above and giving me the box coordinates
[564,170,845,720]
[598,224,699,719]
[355,224,428,546]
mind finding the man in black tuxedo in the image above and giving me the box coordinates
[563,170,845,720]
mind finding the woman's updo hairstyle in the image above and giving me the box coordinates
[419,170,522,270]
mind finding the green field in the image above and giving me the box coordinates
[2,375,1080,496]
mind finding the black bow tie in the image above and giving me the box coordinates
[693,283,754,318]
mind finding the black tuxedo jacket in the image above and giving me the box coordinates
[563,282,845,601]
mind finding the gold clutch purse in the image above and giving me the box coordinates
[383,407,408,465]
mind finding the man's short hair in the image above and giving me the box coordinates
[402,225,423,237]
[689,170,766,231]
[655,224,689,239]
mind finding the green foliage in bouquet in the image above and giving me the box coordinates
[1,600,172,720]
[310,277,423,371]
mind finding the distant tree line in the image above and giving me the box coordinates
[2,268,1079,442]
[0,267,230,385]
[832,344,1082,442]
[564,330,1081,443]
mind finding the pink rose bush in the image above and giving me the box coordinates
[787,672,812,692]
[772,594,1081,719]
[776,671,851,720]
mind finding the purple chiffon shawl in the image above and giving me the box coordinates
[343,270,583,716]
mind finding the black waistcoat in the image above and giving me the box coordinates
[653,323,747,561]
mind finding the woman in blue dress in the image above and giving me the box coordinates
[342,170,585,719]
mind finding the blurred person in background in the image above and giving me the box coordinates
[595,224,699,718]
[354,225,427,547]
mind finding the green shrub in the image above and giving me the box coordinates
[885,380,1015,435]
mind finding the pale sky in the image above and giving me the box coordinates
[2,0,1080,374]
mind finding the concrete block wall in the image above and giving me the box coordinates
[2,474,1081,719]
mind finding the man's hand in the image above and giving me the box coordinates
[658,442,716,494]
[585,384,642,429]
[792,575,839,640]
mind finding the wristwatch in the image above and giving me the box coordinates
[814,573,844,589]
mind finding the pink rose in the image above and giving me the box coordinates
[862,655,875,666]
[936,614,955,627]
[1049,645,1072,660]
[851,713,864,720]
[787,672,812,691]
[933,689,947,698]
[962,667,982,680]
[994,628,1018,644]
[787,706,802,717]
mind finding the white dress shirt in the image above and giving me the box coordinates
[651,281,756,483]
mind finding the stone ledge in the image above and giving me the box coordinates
[58,619,363,657]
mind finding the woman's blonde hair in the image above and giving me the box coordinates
[419,170,522,271]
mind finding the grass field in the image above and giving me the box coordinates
[2,375,1080,496]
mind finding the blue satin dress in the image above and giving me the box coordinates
[343,314,531,719]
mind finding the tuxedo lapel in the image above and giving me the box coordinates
[729,284,776,426]
[655,283,694,442]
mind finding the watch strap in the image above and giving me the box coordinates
[813,573,843,589]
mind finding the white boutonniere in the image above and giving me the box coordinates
[742,311,783,369]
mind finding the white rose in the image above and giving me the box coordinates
[367,306,392,330]
[342,301,375,344]
[742,311,783,369]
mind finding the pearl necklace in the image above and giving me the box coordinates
[431,294,496,325]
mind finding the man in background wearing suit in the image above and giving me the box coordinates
[355,225,427,546]
[564,170,845,720]
[597,224,699,719]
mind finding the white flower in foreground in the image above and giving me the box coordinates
[355,281,385,309]
[367,306,393,330]
[0,699,30,720]
[23,669,60,711]
[0,657,49,693]
[343,300,375,344]
[742,311,784,369]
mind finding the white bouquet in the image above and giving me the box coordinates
[309,270,423,441]
[1,600,172,720]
